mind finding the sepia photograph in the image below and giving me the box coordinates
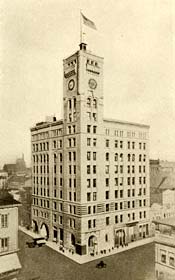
[0,0,175,279]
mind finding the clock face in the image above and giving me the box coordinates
[68,79,75,91]
[89,78,97,90]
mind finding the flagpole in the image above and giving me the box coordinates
[80,9,82,44]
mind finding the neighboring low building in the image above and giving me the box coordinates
[0,189,21,279]
[154,217,175,280]
[0,171,8,189]
[19,177,32,228]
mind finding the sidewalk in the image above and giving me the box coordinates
[19,226,154,264]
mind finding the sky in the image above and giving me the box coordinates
[0,0,175,167]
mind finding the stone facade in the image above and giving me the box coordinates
[31,43,150,255]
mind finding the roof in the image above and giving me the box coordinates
[103,118,149,128]
[0,253,21,275]
[31,119,63,132]
[0,190,20,206]
[154,217,175,227]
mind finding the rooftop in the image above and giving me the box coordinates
[103,118,149,128]
[0,190,21,207]
[154,216,175,227]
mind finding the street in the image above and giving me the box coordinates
[18,230,155,280]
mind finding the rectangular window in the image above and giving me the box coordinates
[120,190,123,198]
[120,141,123,149]
[128,189,130,197]
[120,177,123,186]
[106,204,109,212]
[87,165,90,174]
[87,193,91,201]
[1,214,8,228]
[93,138,97,146]
[87,138,91,146]
[87,152,91,160]
[88,220,91,229]
[169,257,175,267]
[93,126,97,134]
[120,215,123,223]
[105,165,109,174]
[1,238,8,252]
[128,141,130,149]
[93,152,96,160]
[93,179,96,188]
[87,125,91,133]
[127,177,131,185]
[106,217,110,225]
[115,140,118,148]
[120,165,123,173]
[87,179,90,188]
[115,215,118,223]
[115,203,118,210]
[106,178,109,187]
[106,191,109,199]
[115,178,118,186]
[161,253,166,264]
[115,190,118,198]
[92,113,97,121]
[73,152,76,161]
[93,192,97,201]
[93,165,96,174]
[106,139,109,147]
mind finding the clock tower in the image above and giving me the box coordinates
[62,43,105,254]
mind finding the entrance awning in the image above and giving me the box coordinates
[0,253,21,275]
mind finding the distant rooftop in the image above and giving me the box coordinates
[0,190,20,207]
[154,216,175,227]
[103,118,149,128]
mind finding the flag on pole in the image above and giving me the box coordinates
[81,12,97,30]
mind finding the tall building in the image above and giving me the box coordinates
[0,190,21,279]
[31,42,150,255]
